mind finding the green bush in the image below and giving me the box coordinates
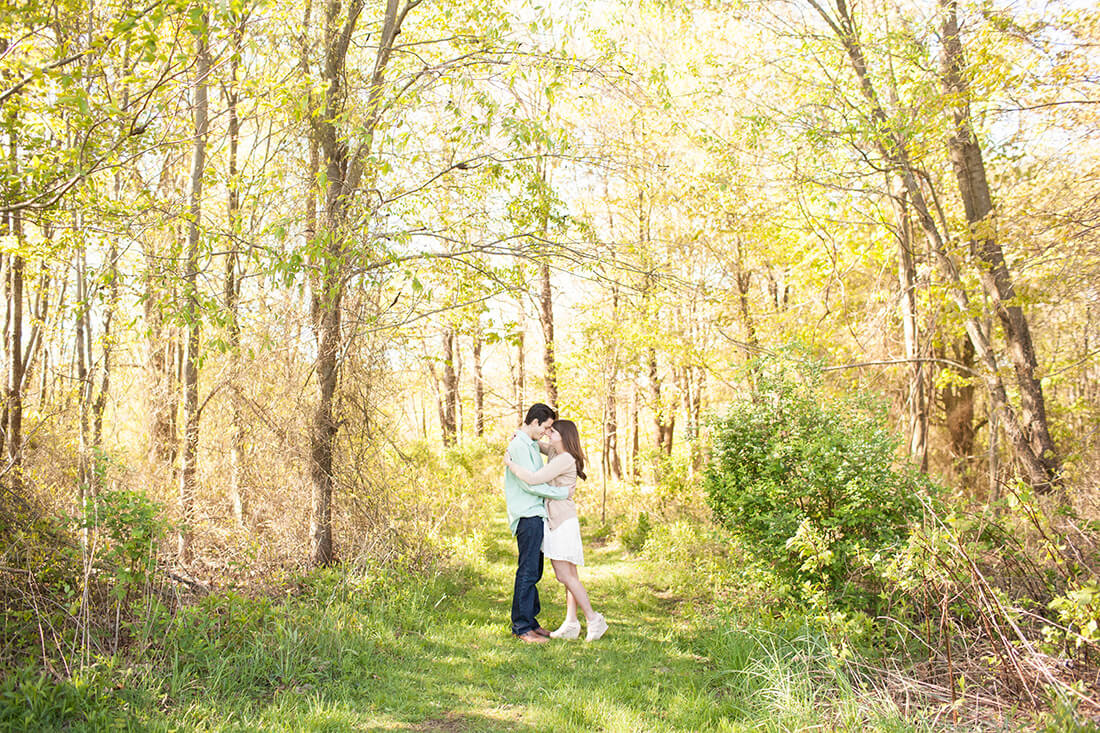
[620,512,651,553]
[704,358,927,613]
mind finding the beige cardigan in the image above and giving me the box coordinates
[509,446,577,530]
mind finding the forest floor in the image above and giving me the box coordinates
[7,521,951,732]
[119,524,925,732]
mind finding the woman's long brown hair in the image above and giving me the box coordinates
[552,419,587,480]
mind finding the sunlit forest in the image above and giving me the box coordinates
[2,0,1099,728]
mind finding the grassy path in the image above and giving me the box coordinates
[160,528,761,732]
[9,522,922,731]
[356,545,719,731]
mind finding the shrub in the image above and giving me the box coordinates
[704,357,927,613]
[620,512,651,553]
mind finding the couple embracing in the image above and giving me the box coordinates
[503,403,608,644]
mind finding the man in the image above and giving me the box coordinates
[503,403,570,643]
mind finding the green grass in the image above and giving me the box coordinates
[3,524,930,732]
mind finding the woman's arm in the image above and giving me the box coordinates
[504,451,574,485]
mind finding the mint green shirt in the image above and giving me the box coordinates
[504,431,570,534]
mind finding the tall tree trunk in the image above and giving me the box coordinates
[603,330,622,481]
[734,239,760,391]
[440,328,457,446]
[3,67,22,490]
[629,383,640,482]
[515,327,525,422]
[178,13,210,563]
[473,329,484,437]
[145,245,178,466]
[539,258,558,407]
[941,338,977,480]
[75,242,92,492]
[939,0,1059,486]
[1,255,7,463]
[809,0,1059,493]
[309,0,405,566]
[648,348,674,458]
[453,335,462,439]
[692,366,705,470]
[90,247,116,453]
[891,178,929,471]
[225,16,246,525]
[20,265,48,416]
[5,228,22,491]
[735,240,759,353]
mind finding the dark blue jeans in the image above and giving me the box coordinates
[511,515,544,636]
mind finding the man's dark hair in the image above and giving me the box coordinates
[524,403,557,426]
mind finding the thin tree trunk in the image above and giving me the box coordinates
[3,58,22,489]
[939,0,1059,486]
[91,238,117,452]
[226,16,246,525]
[453,334,462,439]
[1,255,7,464]
[735,240,759,353]
[75,242,91,493]
[516,327,525,421]
[603,331,622,481]
[473,329,484,437]
[941,338,977,480]
[734,239,759,389]
[178,12,210,563]
[648,348,674,457]
[5,236,23,492]
[145,232,176,466]
[441,328,457,446]
[891,177,928,472]
[630,381,640,482]
[692,366,705,470]
[539,258,557,407]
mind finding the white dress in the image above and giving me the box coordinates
[543,515,584,565]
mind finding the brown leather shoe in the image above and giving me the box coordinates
[533,626,551,637]
[517,630,548,644]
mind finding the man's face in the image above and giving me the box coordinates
[536,418,554,439]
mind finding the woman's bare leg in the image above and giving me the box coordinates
[564,588,578,624]
[551,559,596,621]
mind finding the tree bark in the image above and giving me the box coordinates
[603,325,623,481]
[940,338,977,479]
[91,244,117,454]
[538,258,558,408]
[309,0,406,566]
[440,327,457,446]
[939,0,1059,485]
[4,232,22,492]
[145,237,178,467]
[648,348,674,457]
[515,327,525,422]
[178,12,210,563]
[473,329,484,437]
[225,15,246,526]
[890,178,929,472]
[629,383,640,482]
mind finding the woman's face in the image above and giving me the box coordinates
[547,427,563,448]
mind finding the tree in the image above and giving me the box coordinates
[306,0,418,565]
[177,4,210,563]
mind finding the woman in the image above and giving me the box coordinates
[504,419,608,641]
